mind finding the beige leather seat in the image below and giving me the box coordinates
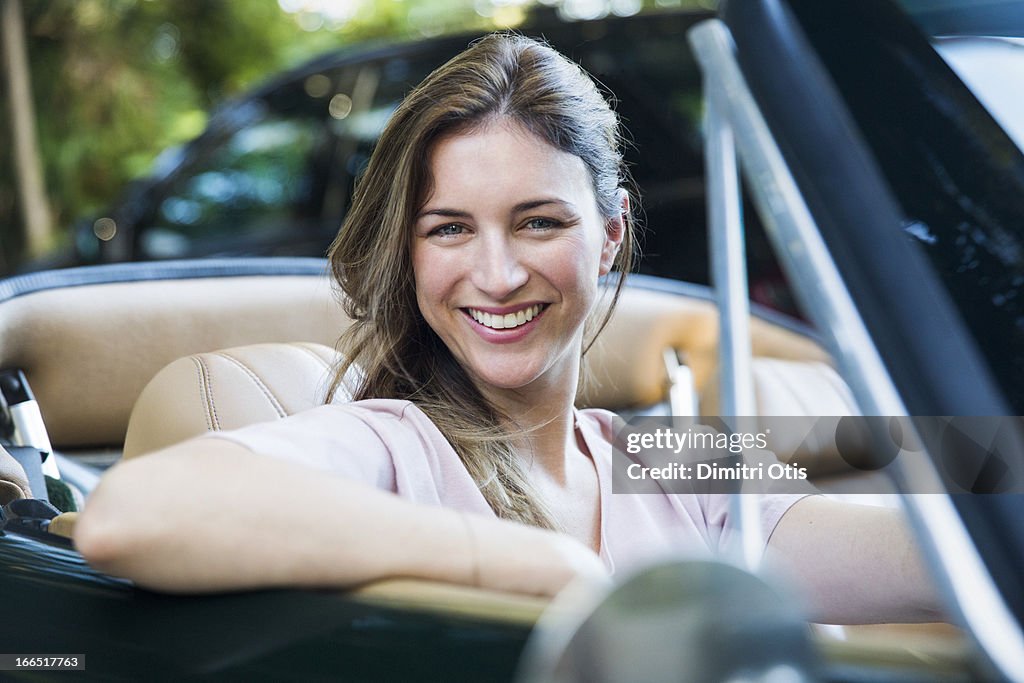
[0,271,349,450]
[702,357,863,474]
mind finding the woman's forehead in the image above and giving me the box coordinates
[420,119,595,209]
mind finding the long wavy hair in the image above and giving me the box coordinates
[328,33,636,529]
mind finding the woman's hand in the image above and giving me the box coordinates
[538,532,611,594]
[464,514,610,597]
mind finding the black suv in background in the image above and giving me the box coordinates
[68,9,797,316]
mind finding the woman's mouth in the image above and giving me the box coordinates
[464,304,546,330]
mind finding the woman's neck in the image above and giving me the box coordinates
[482,375,583,483]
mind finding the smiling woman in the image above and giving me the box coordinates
[411,123,622,409]
[74,33,940,624]
[323,32,635,532]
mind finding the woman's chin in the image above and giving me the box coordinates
[458,342,583,396]
[474,371,542,392]
[467,360,548,393]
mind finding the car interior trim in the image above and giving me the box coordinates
[0,257,331,304]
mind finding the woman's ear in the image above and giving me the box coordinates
[599,189,629,276]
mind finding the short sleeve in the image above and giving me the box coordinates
[203,403,399,490]
[202,399,493,514]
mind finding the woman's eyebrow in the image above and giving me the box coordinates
[512,199,576,213]
[416,199,575,220]
[416,208,472,220]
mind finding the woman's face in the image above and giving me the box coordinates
[411,119,624,398]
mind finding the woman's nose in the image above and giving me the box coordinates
[471,233,529,299]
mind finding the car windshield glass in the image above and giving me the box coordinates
[795,0,1024,412]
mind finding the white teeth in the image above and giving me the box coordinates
[468,304,543,330]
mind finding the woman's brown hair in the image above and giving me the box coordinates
[328,33,636,528]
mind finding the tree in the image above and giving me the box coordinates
[1,0,54,264]
[0,0,307,273]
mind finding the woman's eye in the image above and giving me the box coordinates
[430,224,465,237]
[526,218,559,230]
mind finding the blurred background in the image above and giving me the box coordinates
[0,0,716,277]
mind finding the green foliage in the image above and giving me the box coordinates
[1,0,311,271]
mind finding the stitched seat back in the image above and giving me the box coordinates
[123,342,351,458]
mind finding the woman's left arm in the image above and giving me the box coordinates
[765,496,945,624]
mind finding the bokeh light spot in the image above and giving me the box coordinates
[329,93,354,119]
[93,217,117,242]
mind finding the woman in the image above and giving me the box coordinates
[75,34,940,623]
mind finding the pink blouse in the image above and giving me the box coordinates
[211,399,806,575]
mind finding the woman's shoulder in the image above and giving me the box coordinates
[305,398,485,508]
[576,407,620,439]
[325,398,419,421]
[204,398,443,463]
[204,398,465,494]
[290,397,425,425]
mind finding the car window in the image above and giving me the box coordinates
[142,116,323,258]
[133,45,474,261]
[323,48,459,213]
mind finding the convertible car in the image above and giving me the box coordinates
[1,0,1022,681]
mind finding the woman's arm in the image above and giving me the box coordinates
[74,438,607,596]
[765,496,944,624]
